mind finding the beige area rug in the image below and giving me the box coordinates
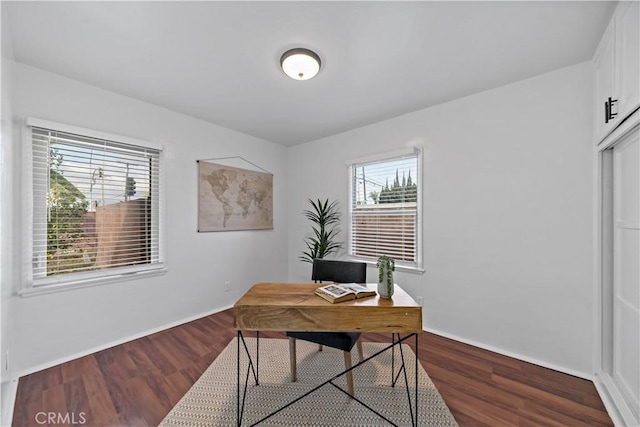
[160,337,458,426]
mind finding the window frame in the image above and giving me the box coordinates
[346,147,424,274]
[20,118,166,297]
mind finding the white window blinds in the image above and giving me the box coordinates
[31,124,162,284]
[348,149,422,268]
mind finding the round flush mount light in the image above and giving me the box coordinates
[280,48,321,81]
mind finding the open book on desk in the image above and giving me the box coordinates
[314,283,377,303]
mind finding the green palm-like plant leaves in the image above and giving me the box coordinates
[299,198,343,263]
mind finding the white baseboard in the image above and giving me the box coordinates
[593,372,639,426]
[424,327,594,381]
[1,378,19,427]
[14,304,234,379]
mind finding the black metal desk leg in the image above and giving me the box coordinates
[391,333,396,386]
[237,331,241,427]
[236,331,261,426]
[415,333,418,427]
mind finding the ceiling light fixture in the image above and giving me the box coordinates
[280,48,321,81]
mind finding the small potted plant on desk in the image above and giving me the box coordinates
[376,255,395,299]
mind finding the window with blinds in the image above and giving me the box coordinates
[30,123,162,285]
[348,149,422,268]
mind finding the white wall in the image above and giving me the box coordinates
[1,6,17,423]
[8,62,289,375]
[288,62,594,376]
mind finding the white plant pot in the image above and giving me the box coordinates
[377,267,394,299]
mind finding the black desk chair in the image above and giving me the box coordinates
[287,259,367,397]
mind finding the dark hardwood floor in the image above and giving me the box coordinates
[12,309,612,426]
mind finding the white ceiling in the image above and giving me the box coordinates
[4,1,616,146]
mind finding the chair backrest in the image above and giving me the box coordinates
[312,259,367,283]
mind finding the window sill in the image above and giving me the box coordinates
[18,266,167,298]
[391,264,425,275]
[348,257,425,275]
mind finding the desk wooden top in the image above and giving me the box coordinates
[234,282,422,333]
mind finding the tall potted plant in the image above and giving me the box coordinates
[299,198,343,263]
[376,255,395,299]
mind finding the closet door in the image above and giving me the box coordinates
[613,127,640,422]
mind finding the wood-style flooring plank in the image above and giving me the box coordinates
[437,385,521,426]
[11,309,613,427]
[41,385,67,422]
[82,370,118,426]
[423,361,525,413]
[491,373,612,426]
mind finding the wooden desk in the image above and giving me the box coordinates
[234,282,422,333]
[233,282,423,426]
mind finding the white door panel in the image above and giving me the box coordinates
[614,303,640,413]
[613,128,640,421]
[617,230,640,309]
[615,136,639,222]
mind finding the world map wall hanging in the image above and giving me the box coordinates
[197,159,273,232]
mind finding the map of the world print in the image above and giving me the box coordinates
[198,161,273,232]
